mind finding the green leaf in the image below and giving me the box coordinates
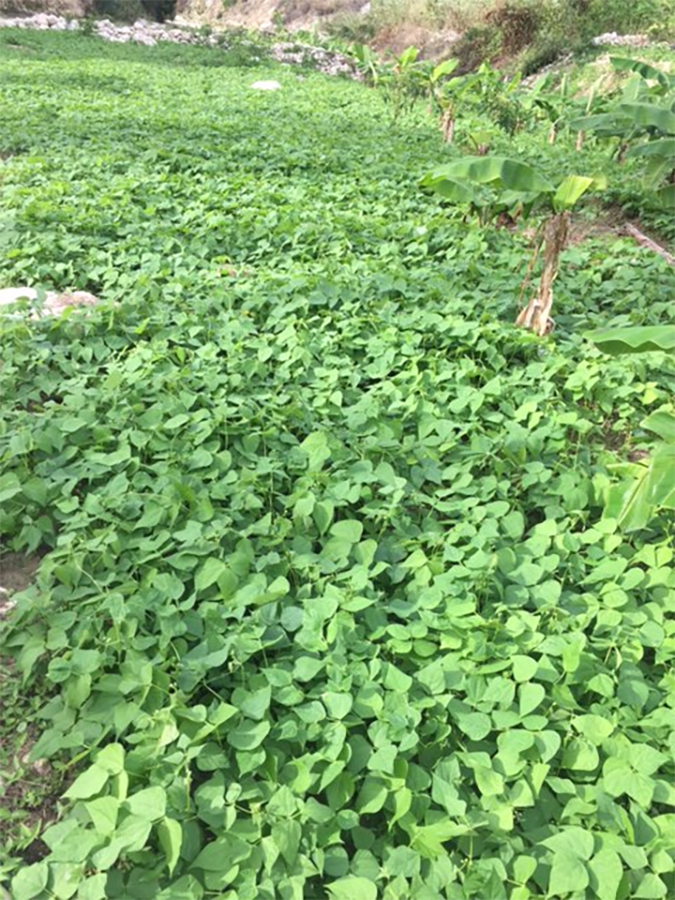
[572,714,614,744]
[125,786,167,821]
[330,519,363,543]
[157,818,183,876]
[423,156,553,194]
[367,744,397,775]
[412,821,466,859]
[635,874,668,898]
[64,764,109,800]
[586,325,675,355]
[548,851,589,895]
[323,692,353,719]
[512,655,538,682]
[85,796,119,835]
[226,719,270,751]
[588,850,623,900]
[642,410,675,444]
[271,819,302,866]
[474,765,504,796]
[294,656,325,681]
[192,834,251,870]
[553,175,595,212]
[11,862,49,900]
[96,744,125,775]
[519,682,545,717]
[356,777,388,814]
[327,876,377,900]
[541,827,594,860]
[0,472,22,503]
[300,431,331,471]
[195,557,226,592]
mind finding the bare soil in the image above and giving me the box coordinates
[0,551,41,619]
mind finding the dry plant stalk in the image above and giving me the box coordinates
[516,212,569,336]
[441,108,455,143]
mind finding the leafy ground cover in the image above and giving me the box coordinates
[1,30,674,900]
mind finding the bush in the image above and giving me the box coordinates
[520,37,569,75]
[487,1,541,54]
[453,24,501,73]
[92,0,176,22]
[92,0,143,21]
[326,12,377,43]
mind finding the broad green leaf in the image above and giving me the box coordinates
[512,655,538,682]
[356,777,388,814]
[0,472,22,503]
[642,410,675,444]
[327,876,377,900]
[271,819,302,866]
[572,714,614,744]
[586,325,675,355]
[553,175,595,212]
[541,827,594,860]
[588,850,623,900]
[330,519,363,543]
[96,743,125,775]
[85,796,119,835]
[412,821,467,859]
[125,786,167,821]
[293,656,325,681]
[548,851,589,895]
[11,862,49,900]
[226,719,270,751]
[192,834,251,870]
[195,557,226,592]
[519,683,545,717]
[157,818,183,876]
[64,764,109,800]
[474,766,504,796]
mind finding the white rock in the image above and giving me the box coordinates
[0,287,101,319]
[251,80,281,90]
[0,287,38,305]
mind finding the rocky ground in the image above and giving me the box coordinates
[0,11,360,76]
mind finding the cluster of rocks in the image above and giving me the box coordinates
[94,17,202,47]
[592,32,650,47]
[0,12,359,76]
[269,41,359,78]
[0,11,78,30]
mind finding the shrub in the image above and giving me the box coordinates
[92,0,143,21]
[487,1,541,54]
[452,24,501,73]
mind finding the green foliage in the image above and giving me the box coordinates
[586,327,675,531]
[585,325,675,355]
[571,58,675,206]
[0,29,674,900]
[421,156,601,221]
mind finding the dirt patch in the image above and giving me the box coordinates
[0,719,62,865]
[0,552,40,619]
[371,22,459,59]
[566,206,675,264]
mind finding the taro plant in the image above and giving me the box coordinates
[586,325,675,531]
[422,157,604,335]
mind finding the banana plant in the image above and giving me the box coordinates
[430,62,523,142]
[571,58,675,207]
[422,157,604,335]
[586,325,675,531]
